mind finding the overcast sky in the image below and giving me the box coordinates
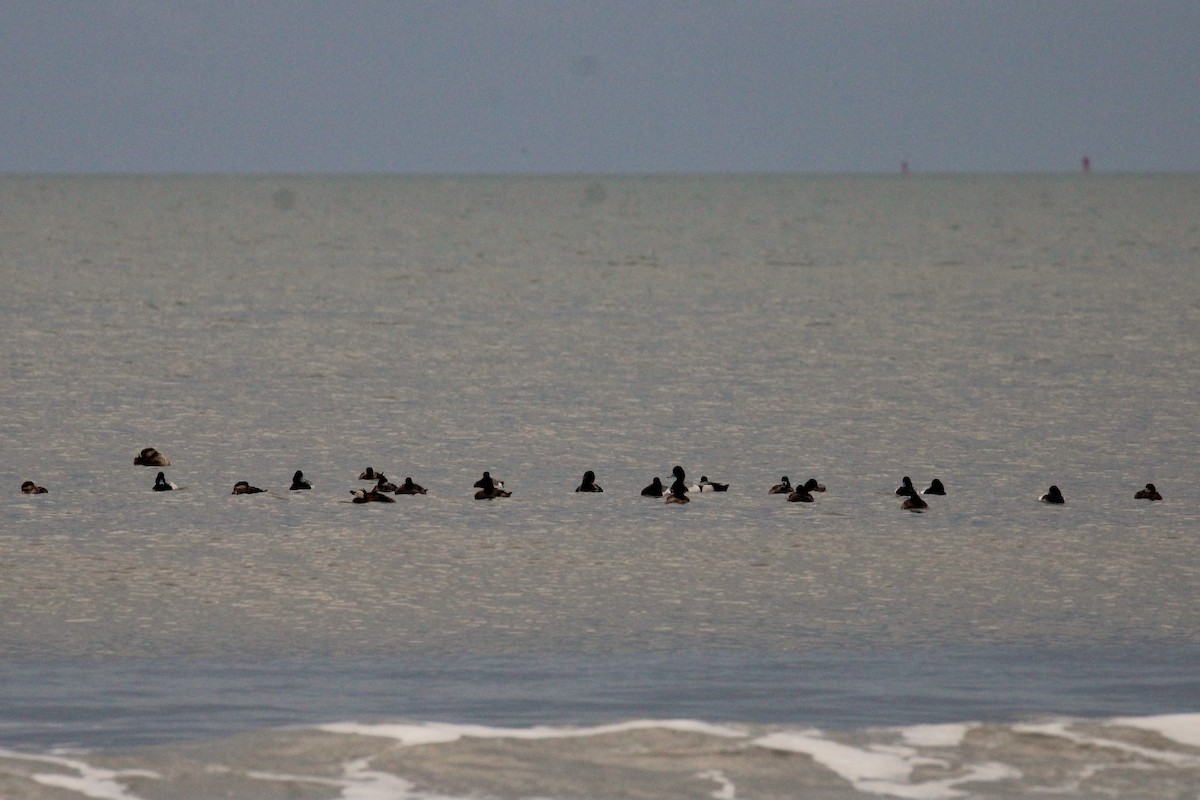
[3,1,1197,174]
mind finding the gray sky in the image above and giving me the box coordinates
[3,1,1197,174]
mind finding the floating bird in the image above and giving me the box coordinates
[20,480,48,494]
[768,476,792,495]
[153,472,175,491]
[134,447,170,467]
[698,476,729,492]
[474,471,511,499]
[232,480,265,495]
[576,470,604,492]
[1041,485,1065,504]
[1134,483,1162,501]
[902,493,928,511]
[290,470,312,490]
[641,477,665,497]
[923,478,946,495]
[358,467,378,481]
[395,477,427,495]
[352,488,394,503]
[895,476,916,497]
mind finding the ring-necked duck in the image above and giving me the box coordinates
[576,470,603,493]
[290,470,312,490]
[802,478,826,493]
[768,476,792,495]
[1040,485,1065,504]
[474,472,511,499]
[352,488,395,503]
[232,480,265,495]
[134,447,170,467]
[895,476,915,497]
[641,477,665,497]
[923,478,946,495]
[395,477,427,495]
[1135,483,1162,501]
[20,480,48,494]
[902,493,928,511]
[358,467,378,481]
[698,476,729,492]
[153,472,175,491]
[374,474,398,493]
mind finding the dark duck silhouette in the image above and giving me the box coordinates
[575,470,603,492]
[474,471,511,499]
[1135,483,1162,501]
[1040,485,1065,504]
[134,447,170,467]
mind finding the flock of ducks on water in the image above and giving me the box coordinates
[18,448,1167,509]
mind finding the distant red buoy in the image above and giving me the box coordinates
[1081,155,1091,174]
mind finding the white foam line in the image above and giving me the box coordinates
[317,718,748,746]
[0,748,158,800]
[898,723,976,748]
[1107,713,1200,748]
[1014,721,1200,768]
[250,758,470,800]
[752,731,1019,800]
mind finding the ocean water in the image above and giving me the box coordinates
[1,173,1199,798]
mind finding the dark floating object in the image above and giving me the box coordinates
[232,481,265,495]
[802,478,826,493]
[641,477,665,497]
[787,485,814,503]
[923,478,946,496]
[395,477,427,495]
[358,467,378,481]
[698,476,729,492]
[474,471,511,499]
[153,471,175,492]
[902,493,929,511]
[768,476,792,495]
[21,480,48,494]
[895,476,915,497]
[374,474,398,493]
[352,488,395,504]
[1135,483,1162,501]
[134,447,170,467]
[290,470,312,490]
[1041,485,1065,504]
[576,470,603,493]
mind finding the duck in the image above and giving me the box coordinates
[923,478,946,496]
[474,471,511,499]
[902,493,929,511]
[575,470,603,492]
[1134,483,1162,501]
[20,480,48,494]
[395,477,427,495]
[351,488,395,504]
[802,478,826,493]
[289,470,312,490]
[374,474,399,493]
[641,477,665,497]
[134,447,171,467]
[152,471,175,491]
[665,488,690,504]
[358,467,378,481]
[669,465,697,496]
[787,485,814,503]
[232,480,265,495]
[697,476,729,492]
[768,476,792,495]
[895,476,916,497]
[1040,485,1065,504]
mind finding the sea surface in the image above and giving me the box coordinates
[2,173,1199,798]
